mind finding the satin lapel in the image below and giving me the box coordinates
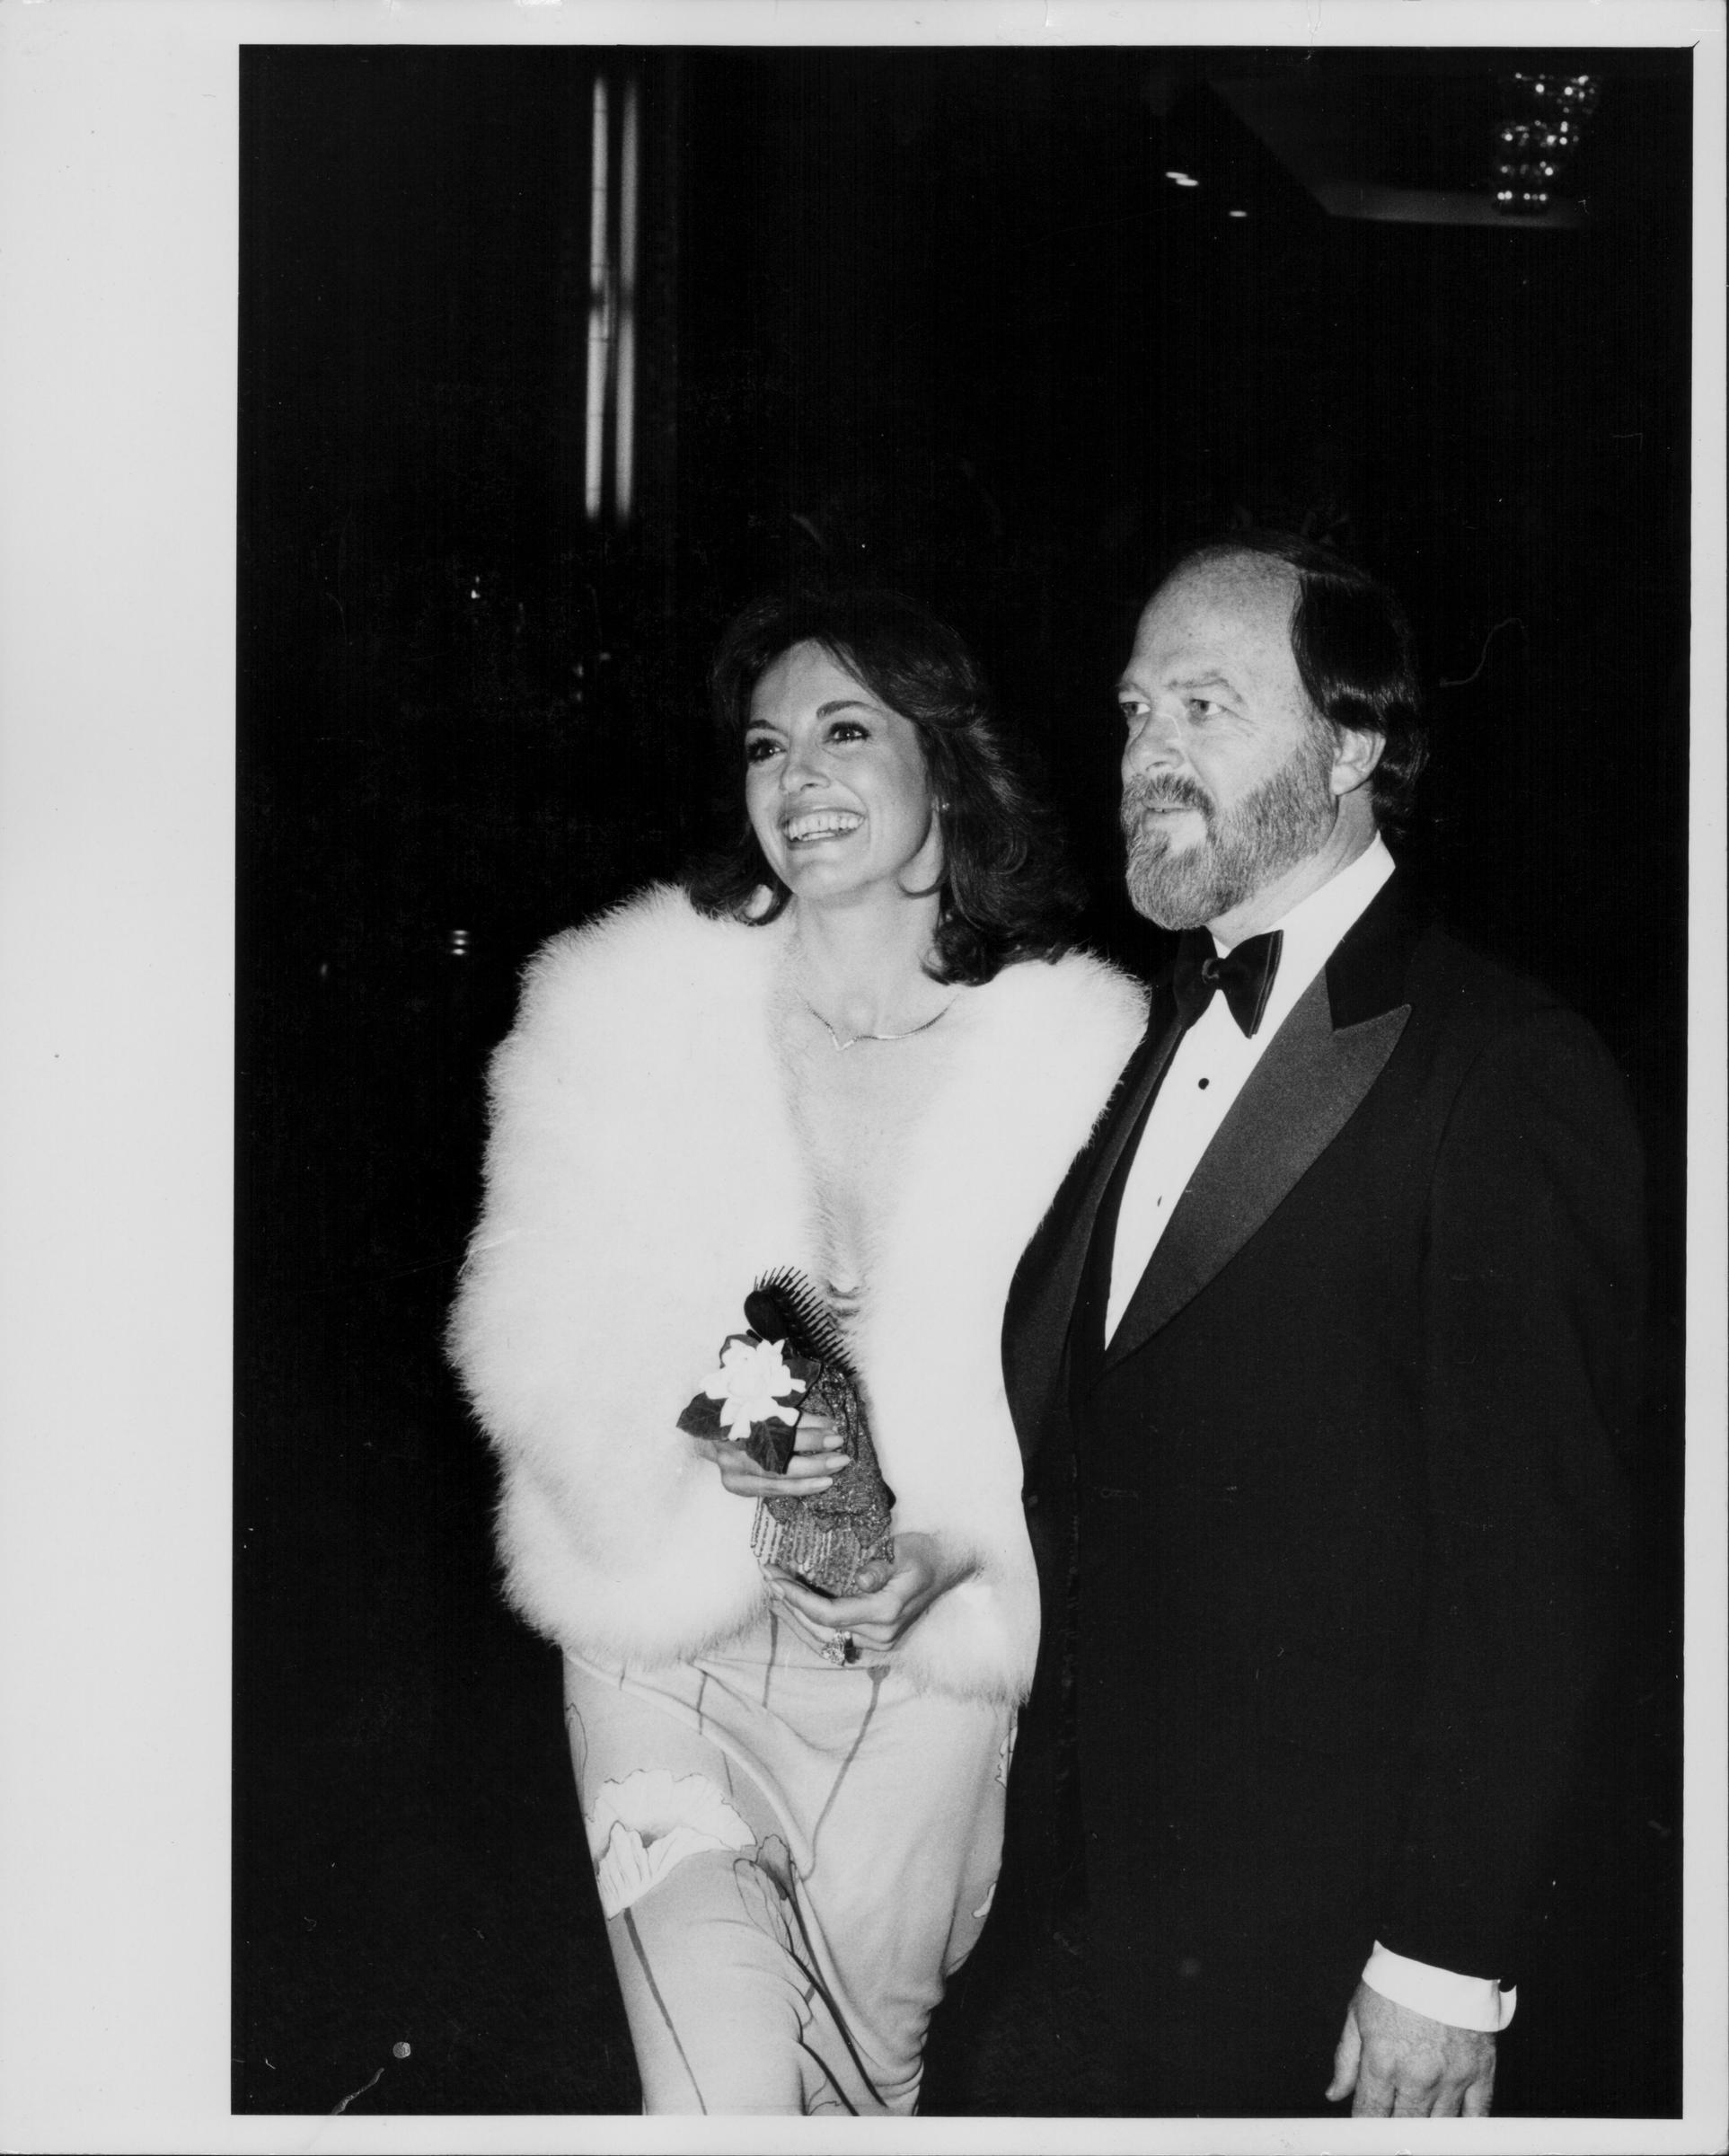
[1105,968,1411,1365]
[1009,998,1185,1410]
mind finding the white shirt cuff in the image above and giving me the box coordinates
[1362,1942,1517,2032]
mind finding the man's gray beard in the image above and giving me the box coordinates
[1122,729,1338,932]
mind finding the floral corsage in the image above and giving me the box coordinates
[677,1270,895,1597]
[676,1329,816,1475]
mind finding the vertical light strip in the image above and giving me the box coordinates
[584,73,612,524]
[613,74,640,526]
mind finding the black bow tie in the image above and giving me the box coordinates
[1171,927,1284,1038]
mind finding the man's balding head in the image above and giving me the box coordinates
[1116,535,1418,941]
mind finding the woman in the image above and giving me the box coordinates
[448,588,1144,2114]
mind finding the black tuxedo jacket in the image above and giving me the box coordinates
[1002,881,1644,2083]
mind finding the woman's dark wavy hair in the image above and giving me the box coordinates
[1173,530,1429,837]
[686,585,1084,985]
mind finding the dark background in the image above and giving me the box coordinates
[235,45,1689,2116]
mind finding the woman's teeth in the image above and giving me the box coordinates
[785,810,863,844]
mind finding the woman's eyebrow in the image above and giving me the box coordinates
[814,697,879,719]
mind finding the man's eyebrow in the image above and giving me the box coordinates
[1115,669,1240,696]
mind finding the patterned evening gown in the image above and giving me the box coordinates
[561,985,1017,2115]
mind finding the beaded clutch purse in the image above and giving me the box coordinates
[677,1269,895,1597]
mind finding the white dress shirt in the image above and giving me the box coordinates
[1106,834,1516,2034]
[1106,836,1394,1339]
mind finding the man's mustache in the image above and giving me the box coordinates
[1121,773,1213,828]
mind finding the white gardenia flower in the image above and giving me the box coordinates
[701,1334,805,1441]
[585,1768,755,1919]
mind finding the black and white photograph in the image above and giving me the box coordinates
[3,4,1725,2151]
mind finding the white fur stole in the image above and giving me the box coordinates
[448,885,1145,1701]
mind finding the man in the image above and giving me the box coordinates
[1002,534,1643,2116]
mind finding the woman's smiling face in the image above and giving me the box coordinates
[744,641,940,909]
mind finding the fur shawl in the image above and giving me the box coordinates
[448,885,1146,1702]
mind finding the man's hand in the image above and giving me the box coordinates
[1327,1980,1496,2116]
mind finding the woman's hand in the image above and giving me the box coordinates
[763,1532,975,1657]
[689,1409,850,1501]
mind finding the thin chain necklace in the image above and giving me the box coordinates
[800,994,957,1053]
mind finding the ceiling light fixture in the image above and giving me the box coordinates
[1165,170,1201,189]
[1493,73,1601,218]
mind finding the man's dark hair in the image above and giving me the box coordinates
[1169,530,1429,836]
[688,585,1083,984]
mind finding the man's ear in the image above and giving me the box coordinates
[1329,725,1384,799]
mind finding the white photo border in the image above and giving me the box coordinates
[0,4,1721,2152]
